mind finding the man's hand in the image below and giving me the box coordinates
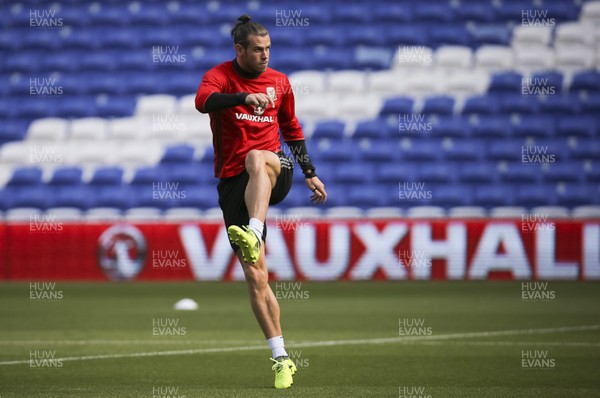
[245,93,275,109]
[305,176,327,204]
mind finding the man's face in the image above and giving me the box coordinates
[236,34,270,74]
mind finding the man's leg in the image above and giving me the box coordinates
[228,150,281,264]
[244,150,281,223]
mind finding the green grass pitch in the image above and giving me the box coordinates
[1,281,599,397]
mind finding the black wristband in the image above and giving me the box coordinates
[236,92,248,105]
[303,169,317,179]
[285,140,315,174]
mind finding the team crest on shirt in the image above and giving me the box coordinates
[266,86,277,101]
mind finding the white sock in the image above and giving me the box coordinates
[267,335,288,359]
[248,218,264,242]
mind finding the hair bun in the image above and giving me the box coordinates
[238,15,251,23]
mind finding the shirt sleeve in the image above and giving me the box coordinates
[278,75,305,142]
[195,68,227,114]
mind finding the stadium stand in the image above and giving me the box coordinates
[0,0,598,221]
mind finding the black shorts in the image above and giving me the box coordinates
[217,152,294,251]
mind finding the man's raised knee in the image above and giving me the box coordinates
[245,150,265,175]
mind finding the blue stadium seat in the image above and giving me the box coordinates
[414,3,454,22]
[269,28,307,47]
[352,118,393,140]
[305,27,345,47]
[41,51,82,73]
[6,167,44,187]
[4,51,41,73]
[570,71,600,93]
[168,4,209,26]
[54,186,95,209]
[353,47,394,70]
[418,164,455,183]
[463,95,499,115]
[0,120,28,145]
[469,25,511,46]
[55,96,97,118]
[271,51,313,72]
[81,51,118,72]
[311,47,353,70]
[181,28,229,48]
[516,185,557,207]
[496,2,535,22]
[22,30,61,50]
[86,73,125,95]
[488,72,523,93]
[544,163,584,183]
[334,164,373,184]
[360,141,398,163]
[171,186,218,209]
[89,167,124,186]
[499,94,540,115]
[443,139,484,161]
[130,5,168,26]
[538,95,581,115]
[126,74,165,95]
[432,184,473,207]
[487,140,523,161]
[372,3,413,22]
[471,116,512,139]
[11,186,54,210]
[62,29,102,50]
[96,186,134,209]
[475,185,514,207]
[557,116,596,138]
[570,138,600,161]
[421,96,455,115]
[48,167,83,186]
[379,97,414,117]
[388,25,429,46]
[512,115,555,138]
[163,164,204,187]
[530,71,564,94]
[347,26,387,46]
[429,116,471,138]
[118,51,153,71]
[95,95,136,117]
[131,166,166,186]
[544,2,580,22]
[100,29,140,49]
[375,163,417,184]
[401,140,441,162]
[430,26,471,47]
[334,4,373,23]
[458,162,499,184]
[160,144,196,164]
[14,98,55,119]
[588,164,600,182]
[456,2,496,22]
[557,185,595,207]
[139,28,180,47]
[582,93,600,115]
[500,163,540,184]
[348,185,389,207]
[91,5,130,26]
[312,120,346,141]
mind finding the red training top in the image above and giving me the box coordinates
[195,60,305,178]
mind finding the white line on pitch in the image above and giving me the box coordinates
[0,324,598,366]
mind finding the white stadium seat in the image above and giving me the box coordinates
[337,95,383,122]
[108,117,143,141]
[581,1,600,24]
[514,46,555,75]
[27,118,69,142]
[572,205,600,219]
[67,141,116,167]
[5,208,43,222]
[511,26,552,49]
[70,117,108,141]
[135,94,178,117]
[177,94,199,117]
[124,207,163,221]
[393,46,434,71]
[530,206,570,219]
[406,206,446,219]
[555,47,595,73]
[325,206,364,219]
[164,207,204,222]
[367,70,408,97]
[445,69,490,97]
[284,207,323,219]
[45,207,84,221]
[203,207,224,220]
[328,70,367,93]
[288,70,327,94]
[475,46,515,72]
[404,70,443,98]
[295,93,340,122]
[435,46,473,71]
[448,206,487,218]
[490,207,527,219]
[0,142,31,166]
[85,207,123,222]
[365,207,403,218]
[554,23,595,49]
[115,142,163,168]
